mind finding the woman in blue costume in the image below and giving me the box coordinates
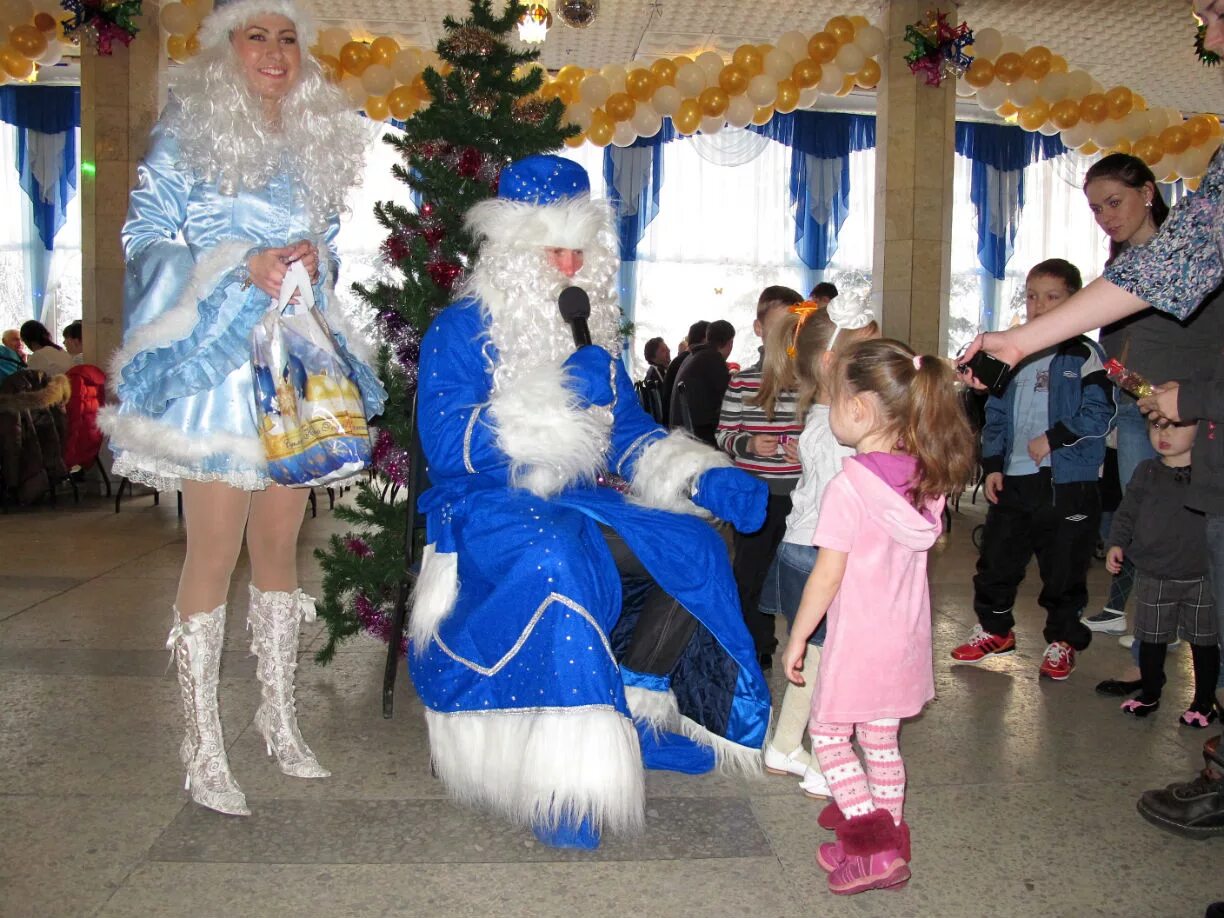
[98,0,384,816]
[407,155,772,848]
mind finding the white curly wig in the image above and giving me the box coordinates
[166,0,364,232]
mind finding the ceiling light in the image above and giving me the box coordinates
[518,3,552,44]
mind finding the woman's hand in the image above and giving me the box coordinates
[1138,382,1181,423]
[246,246,297,298]
[284,239,321,283]
[958,331,1027,389]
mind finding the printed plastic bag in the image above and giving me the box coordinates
[251,260,371,487]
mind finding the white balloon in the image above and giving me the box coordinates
[631,104,663,137]
[600,63,627,93]
[652,84,682,116]
[1066,70,1093,98]
[37,41,62,66]
[696,50,725,79]
[764,49,795,81]
[700,115,725,135]
[779,31,808,61]
[580,73,612,106]
[726,94,754,127]
[976,80,1009,110]
[1000,33,1025,55]
[1165,107,1185,129]
[1091,119,1120,147]
[391,48,421,84]
[341,74,366,106]
[1038,72,1068,102]
[956,78,977,98]
[362,63,395,96]
[747,73,778,105]
[1061,121,1092,148]
[1008,77,1039,107]
[834,43,865,75]
[798,87,820,109]
[854,25,885,58]
[1089,79,1104,96]
[817,64,844,94]
[973,27,1003,60]
[567,100,594,130]
[675,61,707,96]
[612,120,638,147]
[1038,121,1060,136]
[1122,110,1149,140]
[320,27,350,59]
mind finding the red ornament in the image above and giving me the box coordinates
[422,226,446,247]
[458,147,484,178]
[427,260,463,291]
[381,234,410,264]
[420,201,435,217]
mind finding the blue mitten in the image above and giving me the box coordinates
[561,345,615,408]
[693,466,768,534]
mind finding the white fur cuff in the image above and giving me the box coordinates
[466,196,611,252]
[629,429,730,515]
[410,545,459,653]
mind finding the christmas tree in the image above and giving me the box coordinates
[314,0,577,662]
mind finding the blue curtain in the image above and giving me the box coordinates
[603,143,663,325]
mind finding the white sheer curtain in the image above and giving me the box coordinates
[0,122,81,341]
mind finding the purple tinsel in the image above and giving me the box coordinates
[354,592,408,653]
[345,536,373,558]
[372,427,412,486]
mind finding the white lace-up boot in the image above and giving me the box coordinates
[167,604,249,816]
[247,586,330,778]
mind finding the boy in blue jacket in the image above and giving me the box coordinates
[952,259,1115,680]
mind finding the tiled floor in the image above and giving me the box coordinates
[1,490,1220,918]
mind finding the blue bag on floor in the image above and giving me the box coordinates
[251,261,372,487]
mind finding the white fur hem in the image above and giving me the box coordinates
[424,707,645,834]
[109,240,254,389]
[466,197,610,251]
[628,430,729,515]
[488,361,610,498]
[678,715,764,777]
[624,684,681,732]
[98,406,265,465]
[409,545,459,653]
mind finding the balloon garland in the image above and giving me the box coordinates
[0,0,74,80]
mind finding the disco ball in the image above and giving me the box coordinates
[556,0,599,29]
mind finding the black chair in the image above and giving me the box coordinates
[635,378,664,424]
[382,396,430,718]
[674,380,695,434]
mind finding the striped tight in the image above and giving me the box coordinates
[811,719,904,825]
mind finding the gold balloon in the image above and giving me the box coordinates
[1079,93,1108,124]
[674,99,701,134]
[33,12,55,32]
[719,62,750,95]
[1107,139,1133,156]
[733,44,764,76]
[775,78,799,113]
[837,75,855,96]
[410,73,431,102]
[992,52,1024,85]
[369,36,400,66]
[1160,124,1191,155]
[825,16,855,45]
[317,53,342,82]
[1080,142,1099,156]
[0,46,30,79]
[751,104,774,126]
[339,41,371,76]
[541,81,574,105]
[1017,99,1050,132]
[1132,135,1163,166]
[807,32,838,65]
[625,68,657,102]
[1021,45,1051,81]
[1187,114,1214,146]
[848,14,870,29]
[365,95,390,121]
[605,91,635,121]
[588,116,614,147]
[965,58,994,89]
[791,58,821,90]
[1132,93,1148,112]
[564,131,587,149]
[557,64,585,86]
[166,34,190,64]
[1048,55,1068,74]
[650,58,677,86]
[10,25,47,59]
[1105,86,1133,120]
[185,32,200,55]
[699,86,729,117]
[1049,98,1081,130]
[997,102,1019,118]
[756,43,774,58]
[855,58,881,89]
[387,85,418,120]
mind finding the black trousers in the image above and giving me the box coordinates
[972,470,1097,651]
[733,492,792,656]
[601,526,698,675]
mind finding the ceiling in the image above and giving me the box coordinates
[304,0,1224,116]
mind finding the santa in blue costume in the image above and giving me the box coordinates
[407,154,772,849]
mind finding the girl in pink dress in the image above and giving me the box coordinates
[782,339,976,895]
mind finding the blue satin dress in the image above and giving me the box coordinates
[101,115,385,491]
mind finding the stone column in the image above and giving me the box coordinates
[80,7,164,368]
[871,0,958,357]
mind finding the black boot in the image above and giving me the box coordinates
[1136,732,1224,838]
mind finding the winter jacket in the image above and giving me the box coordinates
[0,369,70,503]
[980,335,1114,485]
[63,364,107,470]
[1176,344,1224,516]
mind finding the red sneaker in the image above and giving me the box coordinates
[950,625,1016,663]
[1040,641,1076,680]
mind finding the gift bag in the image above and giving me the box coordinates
[251,260,372,487]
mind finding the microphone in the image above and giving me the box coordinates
[558,286,592,349]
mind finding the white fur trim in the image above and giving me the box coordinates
[677,715,765,777]
[198,0,318,51]
[109,240,254,390]
[409,545,459,652]
[466,196,610,252]
[487,360,610,498]
[424,707,645,834]
[628,429,730,515]
[98,406,265,465]
[624,684,681,732]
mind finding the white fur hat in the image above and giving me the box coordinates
[197,0,318,52]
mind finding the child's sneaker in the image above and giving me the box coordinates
[950,625,1016,663]
[1085,608,1128,634]
[1039,641,1076,680]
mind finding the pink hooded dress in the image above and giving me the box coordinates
[809,454,944,724]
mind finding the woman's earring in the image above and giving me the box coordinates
[1145,199,1153,209]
